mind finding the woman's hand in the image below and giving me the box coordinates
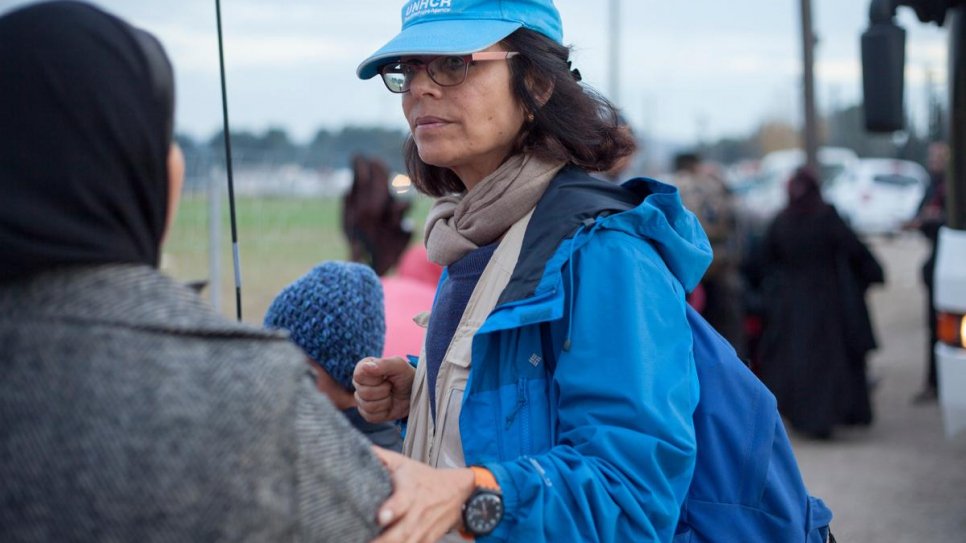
[371,447,475,543]
[353,357,415,423]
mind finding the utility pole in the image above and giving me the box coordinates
[800,0,820,172]
[950,6,964,230]
[925,65,944,141]
[608,0,620,106]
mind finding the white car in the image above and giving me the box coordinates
[735,147,858,233]
[824,158,929,236]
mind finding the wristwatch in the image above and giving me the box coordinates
[460,466,504,538]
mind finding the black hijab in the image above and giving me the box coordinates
[783,166,828,216]
[0,1,175,281]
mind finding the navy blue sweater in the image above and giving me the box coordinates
[424,242,498,421]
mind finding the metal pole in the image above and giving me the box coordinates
[800,0,820,172]
[215,0,243,321]
[207,168,222,312]
[608,0,620,106]
[948,5,965,229]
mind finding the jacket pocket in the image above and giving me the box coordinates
[503,377,554,457]
[433,385,466,468]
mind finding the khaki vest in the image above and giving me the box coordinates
[403,210,534,467]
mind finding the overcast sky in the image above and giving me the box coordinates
[1,0,950,144]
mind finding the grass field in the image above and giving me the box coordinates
[162,193,432,323]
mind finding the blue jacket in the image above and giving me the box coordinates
[458,167,712,542]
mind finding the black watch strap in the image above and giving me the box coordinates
[460,467,503,538]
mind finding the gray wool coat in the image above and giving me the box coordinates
[0,264,391,542]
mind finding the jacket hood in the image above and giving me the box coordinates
[605,177,712,292]
[497,167,712,308]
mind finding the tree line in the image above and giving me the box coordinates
[176,125,409,175]
[175,97,946,188]
[698,100,946,167]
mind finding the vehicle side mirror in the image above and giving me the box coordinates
[861,20,906,132]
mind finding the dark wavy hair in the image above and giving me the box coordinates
[404,28,636,197]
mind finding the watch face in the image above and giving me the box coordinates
[464,490,504,536]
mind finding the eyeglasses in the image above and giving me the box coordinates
[379,52,519,94]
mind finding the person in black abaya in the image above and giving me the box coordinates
[758,167,884,439]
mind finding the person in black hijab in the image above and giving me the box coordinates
[0,3,391,541]
[0,0,179,278]
[758,167,884,439]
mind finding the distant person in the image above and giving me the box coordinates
[908,141,949,404]
[343,154,413,275]
[672,152,745,354]
[264,261,403,451]
[0,3,389,540]
[758,168,884,438]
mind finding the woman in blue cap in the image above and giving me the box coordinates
[353,1,712,541]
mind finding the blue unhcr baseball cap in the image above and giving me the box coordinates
[357,0,563,80]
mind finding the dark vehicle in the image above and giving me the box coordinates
[861,0,966,436]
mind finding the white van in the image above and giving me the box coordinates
[935,228,966,438]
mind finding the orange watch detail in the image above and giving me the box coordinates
[470,466,500,492]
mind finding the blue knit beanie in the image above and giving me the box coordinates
[264,261,385,392]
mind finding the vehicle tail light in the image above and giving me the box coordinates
[937,312,966,349]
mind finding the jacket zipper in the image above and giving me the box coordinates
[504,378,528,429]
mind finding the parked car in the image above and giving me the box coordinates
[824,158,929,236]
[735,147,858,233]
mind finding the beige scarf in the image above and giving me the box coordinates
[424,154,566,266]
